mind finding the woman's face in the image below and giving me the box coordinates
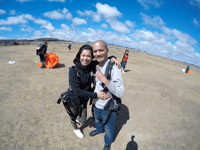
[125,51,129,54]
[80,49,92,67]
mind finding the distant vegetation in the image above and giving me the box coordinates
[0,38,73,46]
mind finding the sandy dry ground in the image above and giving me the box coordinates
[0,43,200,150]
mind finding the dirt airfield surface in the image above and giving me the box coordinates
[0,43,200,150]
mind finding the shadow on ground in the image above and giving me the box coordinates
[80,117,96,130]
[126,135,138,150]
[124,70,131,72]
[53,63,65,69]
[113,104,130,142]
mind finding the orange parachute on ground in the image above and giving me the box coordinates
[36,53,59,69]
[187,70,192,74]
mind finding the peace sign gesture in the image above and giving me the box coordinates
[94,65,110,85]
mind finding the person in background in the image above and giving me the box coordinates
[68,43,72,51]
[39,41,48,68]
[120,50,129,73]
[185,65,190,73]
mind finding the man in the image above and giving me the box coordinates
[185,65,190,73]
[39,41,48,68]
[89,40,124,150]
[68,43,72,51]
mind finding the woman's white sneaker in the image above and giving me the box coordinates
[74,129,84,138]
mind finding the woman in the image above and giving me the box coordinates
[62,44,118,138]
[120,50,129,73]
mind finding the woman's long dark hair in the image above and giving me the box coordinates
[73,44,94,64]
[124,50,129,56]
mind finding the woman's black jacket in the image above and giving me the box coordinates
[67,60,97,104]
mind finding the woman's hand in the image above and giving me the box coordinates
[111,57,120,69]
[94,65,110,85]
[97,92,111,100]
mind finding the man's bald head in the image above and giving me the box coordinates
[93,40,107,50]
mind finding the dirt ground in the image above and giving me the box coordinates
[0,43,200,150]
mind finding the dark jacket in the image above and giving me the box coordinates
[68,60,98,104]
[39,44,48,54]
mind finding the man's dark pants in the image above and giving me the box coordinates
[94,106,116,145]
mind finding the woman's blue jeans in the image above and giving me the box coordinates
[120,61,127,69]
[94,106,116,145]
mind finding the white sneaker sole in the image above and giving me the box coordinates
[74,129,84,138]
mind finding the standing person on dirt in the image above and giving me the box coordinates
[120,50,129,73]
[185,65,190,73]
[68,43,72,51]
[39,41,48,68]
[89,40,124,150]
[59,44,120,139]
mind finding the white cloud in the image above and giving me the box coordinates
[44,10,64,19]
[77,10,101,22]
[0,15,28,25]
[0,9,6,15]
[32,30,45,38]
[130,27,200,66]
[161,26,197,44]
[34,19,55,31]
[62,8,72,20]
[141,13,165,28]
[101,23,108,29]
[21,26,34,32]
[44,8,72,20]
[137,0,163,10]
[72,17,87,26]
[95,3,130,33]
[192,18,200,26]
[47,0,65,2]
[0,14,34,25]
[190,0,200,9]
[125,20,135,28]
[23,14,34,21]
[0,26,12,31]
[10,10,16,15]
[0,36,8,39]
[96,3,122,19]
[108,20,130,33]
[16,0,33,2]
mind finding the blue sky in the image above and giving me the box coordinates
[0,0,200,67]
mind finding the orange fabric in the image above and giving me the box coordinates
[45,53,59,68]
[36,62,42,67]
[188,70,192,74]
[36,53,59,69]
[122,54,128,61]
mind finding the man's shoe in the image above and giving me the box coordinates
[40,65,46,68]
[103,144,111,150]
[89,130,99,137]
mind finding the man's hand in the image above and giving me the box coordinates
[110,57,120,69]
[94,65,110,85]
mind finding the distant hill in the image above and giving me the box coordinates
[35,38,59,42]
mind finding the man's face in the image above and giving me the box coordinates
[92,42,108,64]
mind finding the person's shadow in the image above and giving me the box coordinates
[124,70,130,72]
[126,135,138,150]
[113,104,130,142]
[80,117,96,130]
[53,63,65,69]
